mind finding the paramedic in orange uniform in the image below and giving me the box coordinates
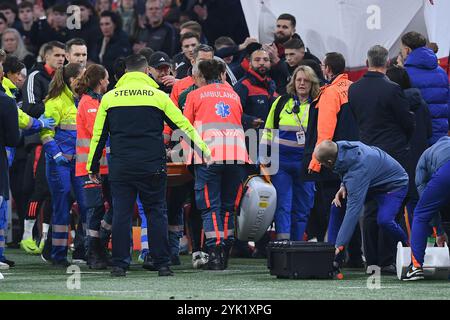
[184,59,248,270]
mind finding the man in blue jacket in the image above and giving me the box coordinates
[314,140,409,260]
[405,137,450,281]
[401,31,450,145]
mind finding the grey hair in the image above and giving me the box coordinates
[367,45,389,68]
[146,0,164,9]
[2,28,32,62]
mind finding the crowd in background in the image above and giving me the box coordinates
[0,0,449,276]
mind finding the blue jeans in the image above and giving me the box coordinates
[271,158,315,240]
[411,160,450,266]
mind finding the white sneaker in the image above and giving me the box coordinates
[192,251,209,269]
[0,261,9,270]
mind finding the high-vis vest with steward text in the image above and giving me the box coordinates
[75,91,108,176]
[86,72,210,180]
[183,82,249,164]
[40,85,78,160]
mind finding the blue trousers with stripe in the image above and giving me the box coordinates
[411,160,450,266]
[137,196,149,256]
[194,164,243,249]
[46,156,87,262]
[271,158,315,240]
[0,197,7,261]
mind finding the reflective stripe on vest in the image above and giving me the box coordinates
[59,124,77,131]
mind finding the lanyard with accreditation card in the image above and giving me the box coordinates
[289,96,308,145]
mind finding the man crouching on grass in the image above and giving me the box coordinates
[314,140,409,275]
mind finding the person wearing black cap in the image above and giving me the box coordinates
[147,51,175,94]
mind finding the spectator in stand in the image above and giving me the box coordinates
[117,0,138,37]
[298,59,326,86]
[2,28,35,70]
[234,49,278,134]
[0,13,8,46]
[133,0,178,57]
[0,2,21,30]
[31,4,69,51]
[179,20,207,44]
[213,36,259,79]
[173,31,200,79]
[214,37,237,67]
[93,10,132,89]
[401,31,450,145]
[96,0,113,15]
[170,44,214,107]
[68,0,101,61]
[162,0,180,29]
[180,0,248,46]
[273,13,321,64]
[17,1,36,54]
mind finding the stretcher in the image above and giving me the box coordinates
[396,242,450,280]
[167,163,193,187]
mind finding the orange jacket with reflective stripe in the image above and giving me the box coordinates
[183,82,248,164]
[76,92,108,176]
[308,73,353,173]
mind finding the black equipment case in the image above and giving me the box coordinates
[267,241,335,279]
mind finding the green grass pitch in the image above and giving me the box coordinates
[0,249,449,300]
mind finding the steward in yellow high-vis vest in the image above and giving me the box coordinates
[86,55,210,277]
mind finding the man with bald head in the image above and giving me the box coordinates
[314,140,409,261]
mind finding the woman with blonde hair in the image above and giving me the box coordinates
[261,65,320,240]
[2,28,34,70]
[40,63,86,266]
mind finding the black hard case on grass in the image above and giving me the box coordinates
[267,241,335,279]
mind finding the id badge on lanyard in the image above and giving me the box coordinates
[296,131,305,145]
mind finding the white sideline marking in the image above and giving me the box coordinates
[337,286,401,289]
[90,290,156,294]
[6,292,33,294]
[67,271,110,274]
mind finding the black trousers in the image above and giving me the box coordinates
[110,173,169,269]
[9,156,28,242]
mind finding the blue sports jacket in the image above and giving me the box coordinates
[333,141,408,247]
[404,47,450,145]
